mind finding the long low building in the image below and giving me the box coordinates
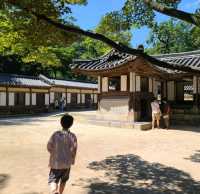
[0,74,98,115]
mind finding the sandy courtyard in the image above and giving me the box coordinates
[0,113,200,194]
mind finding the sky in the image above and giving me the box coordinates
[70,0,199,48]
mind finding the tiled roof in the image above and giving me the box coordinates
[39,74,97,89]
[0,74,50,87]
[50,79,97,89]
[72,49,200,73]
[72,49,137,71]
[154,50,200,69]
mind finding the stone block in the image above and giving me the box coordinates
[134,122,152,130]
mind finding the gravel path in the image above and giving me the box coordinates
[0,114,200,194]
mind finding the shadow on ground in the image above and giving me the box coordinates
[185,150,200,163]
[169,125,200,133]
[0,117,56,126]
[0,174,10,191]
[78,154,200,194]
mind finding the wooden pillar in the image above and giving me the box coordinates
[162,81,167,99]
[48,89,51,106]
[193,76,198,107]
[98,76,101,93]
[129,72,136,92]
[30,88,32,109]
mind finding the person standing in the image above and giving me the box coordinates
[54,99,59,110]
[162,98,171,129]
[47,114,77,194]
[151,97,161,129]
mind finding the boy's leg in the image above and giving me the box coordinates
[59,182,66,194]
[48,169,60,194]
[59,168,71,194]
[49,182,58,194]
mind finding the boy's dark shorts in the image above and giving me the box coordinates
[48,168,71,184]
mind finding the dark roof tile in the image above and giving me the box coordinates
[0,74,50,87]
[71,49,200,74]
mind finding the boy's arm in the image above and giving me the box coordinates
[71,134,77,165]
[47,134,55,153]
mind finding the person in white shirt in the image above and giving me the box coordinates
[151,97,161,129]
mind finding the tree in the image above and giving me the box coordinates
[0,0,200,73]
[146,19,198,54]
[74,11,132,59]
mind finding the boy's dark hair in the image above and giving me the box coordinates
[60,114,74,130]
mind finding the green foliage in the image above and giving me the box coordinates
[122,0,180,28]
[75,12,132,59]
[0,0,86,71]
[146,19,200,54]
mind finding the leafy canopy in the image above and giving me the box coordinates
[146,19,197,54]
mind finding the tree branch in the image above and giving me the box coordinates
[144,0,200,27]
[7,2,200,74]
[24,11,200,74]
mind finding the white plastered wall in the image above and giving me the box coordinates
[0,92,6,106]
[121,75,127,91]
[8,92,14,106]
[32,93,36,105]
[45,93,50,105]
[25,93,30,106]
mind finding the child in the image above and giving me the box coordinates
[47,114,77,194]
[151,97,161,129]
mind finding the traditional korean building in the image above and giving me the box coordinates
[39,75,98,109]
[72,49,200,125]
[0,74,97,115]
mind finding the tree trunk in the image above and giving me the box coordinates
[144,0,200,27]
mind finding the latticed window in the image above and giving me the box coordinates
[184,82,193,101]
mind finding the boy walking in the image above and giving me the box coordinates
[47,114,77,194]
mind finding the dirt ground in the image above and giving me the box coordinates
[0,113,200,194]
